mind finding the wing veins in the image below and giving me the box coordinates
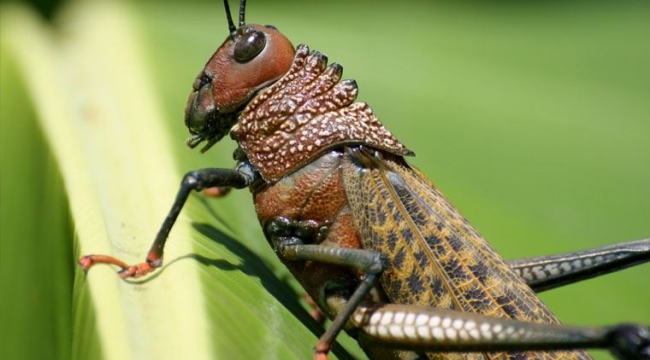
[372,165,473,314]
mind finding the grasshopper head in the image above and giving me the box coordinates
[185,0,294,152]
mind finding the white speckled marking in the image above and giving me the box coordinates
[429,316,441,328]
[370,311,382,325]
[404,325,416,339]
[415,325,430,340]
[389,325,403,338]
[380,312,393,326]
[432,327,445,341]
[442,317,452,329]
[405,313,416,325]
[549,265,560,276]
[416,314,429,326]
[445,327,457,341]
[367,325,376,335]
[394,311,405,325]
[378,325,389,338]
[560,262,572,272]
[493,324,502,333]
[482,330,493,341]
[352,312,363,325]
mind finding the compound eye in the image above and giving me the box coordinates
[234,28,266,63]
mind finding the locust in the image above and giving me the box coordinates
[78,1,650,359]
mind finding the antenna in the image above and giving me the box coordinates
[223,0,237,36]
[239,0,247,27]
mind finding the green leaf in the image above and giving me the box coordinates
[1,8,73,360]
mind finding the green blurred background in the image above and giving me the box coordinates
[1,0,649,359]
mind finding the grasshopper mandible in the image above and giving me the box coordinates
[79,1,650,359]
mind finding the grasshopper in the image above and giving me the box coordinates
[79,1,650,359]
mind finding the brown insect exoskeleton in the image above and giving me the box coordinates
[78,1,650,359]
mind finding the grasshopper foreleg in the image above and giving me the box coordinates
[78,166,255,278]
[507,238,650,292]
[341,301,650,360]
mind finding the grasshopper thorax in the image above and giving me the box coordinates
[186,0,412,181]
[184,0,295,152]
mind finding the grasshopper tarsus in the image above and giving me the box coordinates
[78,254,157,279]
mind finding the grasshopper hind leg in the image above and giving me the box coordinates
[507,238,650,292]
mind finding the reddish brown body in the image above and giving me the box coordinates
[254,151,364,307]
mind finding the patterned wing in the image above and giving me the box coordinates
[341,147,591,360]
